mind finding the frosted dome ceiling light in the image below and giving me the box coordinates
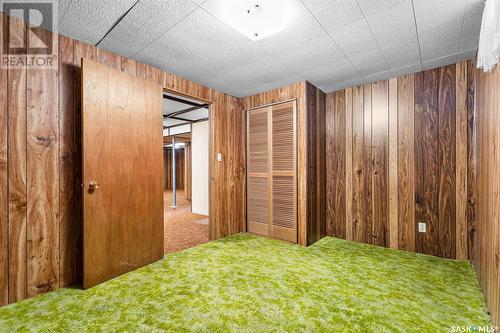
[216,0,297,41]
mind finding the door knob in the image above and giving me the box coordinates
[88,181,100,193]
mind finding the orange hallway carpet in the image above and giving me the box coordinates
[164,190,209,253]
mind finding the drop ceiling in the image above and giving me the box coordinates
[54,0,484,97]
[163,93,209,128]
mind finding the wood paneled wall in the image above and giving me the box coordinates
[474,64,500,327]
[325,61,476,260]
[242,81,326,246]
[0,13,245,305]
[163,148,185,190]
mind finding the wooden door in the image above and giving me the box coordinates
[246,101,297,243]
[82,59,163,289]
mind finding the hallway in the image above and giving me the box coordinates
[164,190,209,254]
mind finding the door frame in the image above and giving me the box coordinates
[162,88,213,239]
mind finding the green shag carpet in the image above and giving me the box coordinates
[0,234,491,332]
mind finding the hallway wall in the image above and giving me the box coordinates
[192,121,209,216]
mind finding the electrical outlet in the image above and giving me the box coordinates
[418,222,426,233]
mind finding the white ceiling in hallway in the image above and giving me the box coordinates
[52,0,483,97]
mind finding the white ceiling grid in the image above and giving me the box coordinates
[50,0,485,97]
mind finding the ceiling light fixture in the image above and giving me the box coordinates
[216,0,297,41]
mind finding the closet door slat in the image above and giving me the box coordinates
[247,108,270,236]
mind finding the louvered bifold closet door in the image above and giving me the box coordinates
[271,102,297,243]
[247,107,271,236]
[246,101,297,243]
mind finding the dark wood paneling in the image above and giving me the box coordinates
[437,65,456,259]
[306,86,318,244]
[455,62,468,260]
[414,68,440,256]
[306,83,325,244]
[371,80,389,246]
[325,62,474,261]
[325,93,335,236]
[397,74,415,252]
[345,88,353,241]
[96,48,120,70]
[163,148,185,190]
[58,35,76,288]
[474,61,500,327]
[7,16,27,303]
[120,57,137,77]
[0,14,8,306]
[351,86,365,243]
[466,59,476,261]
[136,62,146,80]
[363,85,373,245]
[388,79,398,249]
[145,65,160,84]
[26,27,59,296]
[327,90,346,238]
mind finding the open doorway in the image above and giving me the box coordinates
[162,92,210,253]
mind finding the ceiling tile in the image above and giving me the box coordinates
[365,0,415,48]
[57,0,73,24]
[302,0,363,31]
[206,56,303,97]
[364,0,420,68]
[58,0,137,45]
[381,41,421,68]
[349,48,388,76]
[414,0,467,61]
[357,0,406,16]
[459,0,484,52]
[98,0,198,58]
[276,36,346,73]
[329,18,388,75]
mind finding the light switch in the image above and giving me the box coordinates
[418,222,426,233]
[217,153,223,162]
